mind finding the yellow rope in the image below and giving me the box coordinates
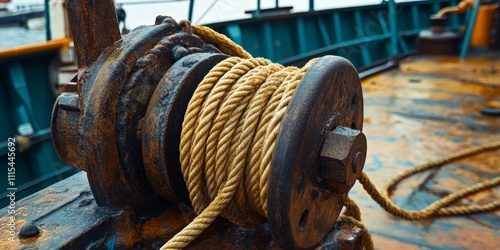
[344,197,374,250]
[192,24,252,59]
[358,140,500,220]
[162,52,318,249]
[159,23,500,249]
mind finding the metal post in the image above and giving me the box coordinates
[388,0,398,57]
[275,0,279,8]
[256,0,261,17]
[44,0,51,41]
[188,0,195,22]
[460,0,481,58]
[309,0,314,11]
[66,0,121,69]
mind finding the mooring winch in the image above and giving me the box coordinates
[51,0,367,249]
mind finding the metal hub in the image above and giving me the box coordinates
[267,56,365,249]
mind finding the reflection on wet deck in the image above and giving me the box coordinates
[354,53,500,249]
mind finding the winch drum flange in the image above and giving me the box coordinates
[268,56,366,249]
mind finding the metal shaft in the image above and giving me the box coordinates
[66,0,121,69]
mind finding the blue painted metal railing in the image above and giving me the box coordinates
[0,52,77,208]
[206,0,466,67]
[460,0,481,58]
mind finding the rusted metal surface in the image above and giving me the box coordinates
[81,17,206,209]
[0,172,363,250]
[67,0,121,69]
[51,53,366,247]
[141,53,228,204]
[110,24,218,208]
[319,126,367,194]
[351,52,500,249]
[400,54,500,87]
[317,220,363,250]
[51,92,83,171]
[193,219,363,250]
[52,50,366,248]
[53,1,370,246]
[116,31,221,206]
[52,15,223,209]
[268,56,365,249]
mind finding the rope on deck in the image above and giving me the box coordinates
[358,141,500,220]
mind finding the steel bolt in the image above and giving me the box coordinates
[318,126,367,194]
[19,223,40,239]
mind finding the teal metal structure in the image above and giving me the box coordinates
[44,0,52,41]
[460,0,481,58]
[0,51,77,208]
[206,0,465,67]
[0,1,75,208]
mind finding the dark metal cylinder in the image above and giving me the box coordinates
[417,15,460,55]
[51,93,85,171]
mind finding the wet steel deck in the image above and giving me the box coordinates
[353,52,500,249]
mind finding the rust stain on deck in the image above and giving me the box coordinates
[352,53,500,249]
[400,55,500,87]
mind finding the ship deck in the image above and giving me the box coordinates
[1,52,499,249]
[354,52,500,249]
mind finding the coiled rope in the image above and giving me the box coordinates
[164,52,319,249]
[159,23,500,250]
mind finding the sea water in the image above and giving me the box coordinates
[0,26,46,49]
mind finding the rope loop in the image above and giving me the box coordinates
[359,141,500,220]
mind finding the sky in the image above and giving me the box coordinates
[5,0,421,29]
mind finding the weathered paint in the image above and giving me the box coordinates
[352,52,500,249]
